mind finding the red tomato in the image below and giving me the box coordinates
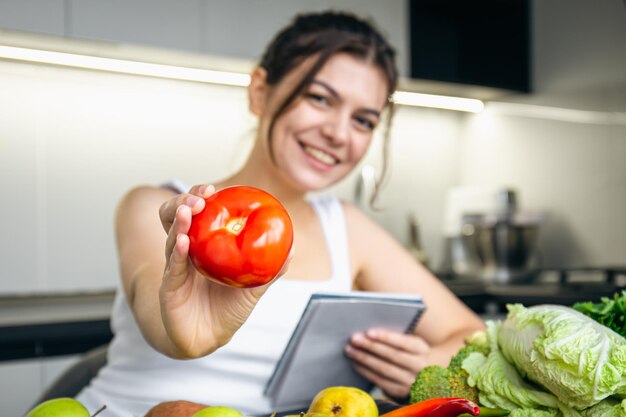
[187,186,294,288]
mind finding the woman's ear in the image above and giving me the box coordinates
[248,67,268,116]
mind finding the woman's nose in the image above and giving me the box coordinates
[321,112,350,145]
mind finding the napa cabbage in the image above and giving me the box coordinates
[580,398,626,417]
[463,322,580,417]
[497,304,626,409]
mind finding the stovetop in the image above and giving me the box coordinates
[437,266,626,314]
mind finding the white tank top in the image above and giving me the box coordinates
[76,187,353,417]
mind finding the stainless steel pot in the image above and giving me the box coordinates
[461,212,543,284]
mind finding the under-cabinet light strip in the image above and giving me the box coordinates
[392,91,484,113]
[0,45,484,113]
[0,45,251,86]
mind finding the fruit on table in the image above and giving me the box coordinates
[191,405,245,417]
[188,185,294,288]
[308,386,378,417]
[25,398,93,417]
[144,400,208,417]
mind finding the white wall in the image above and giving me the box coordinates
[0,59,255,293]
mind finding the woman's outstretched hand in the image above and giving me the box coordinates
[157,184,289,358]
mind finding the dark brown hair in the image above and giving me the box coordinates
[258,10,398,207]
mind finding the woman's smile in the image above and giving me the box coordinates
[299,141,340,170]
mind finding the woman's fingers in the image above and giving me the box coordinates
[348,332,424,371]
[165,205,192,262]
[347,346,415,397]
[161,185,216,293]
[364,328,430,354]
[188,183,215,199]
[162,233,191,293]
[159,184,215,231]
[351,362,410,400]
[345,342,415,384]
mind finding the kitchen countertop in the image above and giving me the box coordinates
[0,290,115,327]
[1,274,623,362]
[0,289,116,362]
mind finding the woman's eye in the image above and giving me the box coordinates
[354,116,375,130]
[307,93,329,106]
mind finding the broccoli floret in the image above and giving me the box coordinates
[448,344,487,403]
[449,344,490,374]
[449,368,480,403]
[410,365,451,403]
[410,344,489,404]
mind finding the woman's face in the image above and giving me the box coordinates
[259,53,389,192]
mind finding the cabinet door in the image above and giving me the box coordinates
[70,0,202,52]
[0,0,65,35]
[0,355,80,416]
[0,359,40,416]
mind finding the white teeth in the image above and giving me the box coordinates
[303,145,337,165]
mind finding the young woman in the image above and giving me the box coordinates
[76,11,484,417]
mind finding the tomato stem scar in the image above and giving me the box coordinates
[226,218,246,235]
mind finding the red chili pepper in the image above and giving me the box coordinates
[380,398,480,417]
[423,399,480,417]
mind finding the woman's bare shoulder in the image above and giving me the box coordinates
[341,200,386,236]
[117,184,177,217]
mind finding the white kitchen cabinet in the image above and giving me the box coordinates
[0,0,65,36]
[0,355,78,417]
[69,0,203,52]
[1,0,409,76]
[201,0,409,75]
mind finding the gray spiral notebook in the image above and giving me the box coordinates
[264,291,426,411]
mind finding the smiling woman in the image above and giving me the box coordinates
[72,10,484,417]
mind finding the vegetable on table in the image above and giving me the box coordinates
[496,304,626,410]
[409,293,626,417]
[380,398,480,417]
[411,341,489,404]
[572,290,626,338]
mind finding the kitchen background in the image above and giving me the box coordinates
[0,0,625,414]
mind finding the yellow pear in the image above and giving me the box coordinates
[307,386,378,417]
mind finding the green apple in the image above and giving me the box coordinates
[191,405,244,417]
[25,398,91,417]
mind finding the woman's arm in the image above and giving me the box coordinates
[343,202,485,398]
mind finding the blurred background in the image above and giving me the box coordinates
[0,0,624,413]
